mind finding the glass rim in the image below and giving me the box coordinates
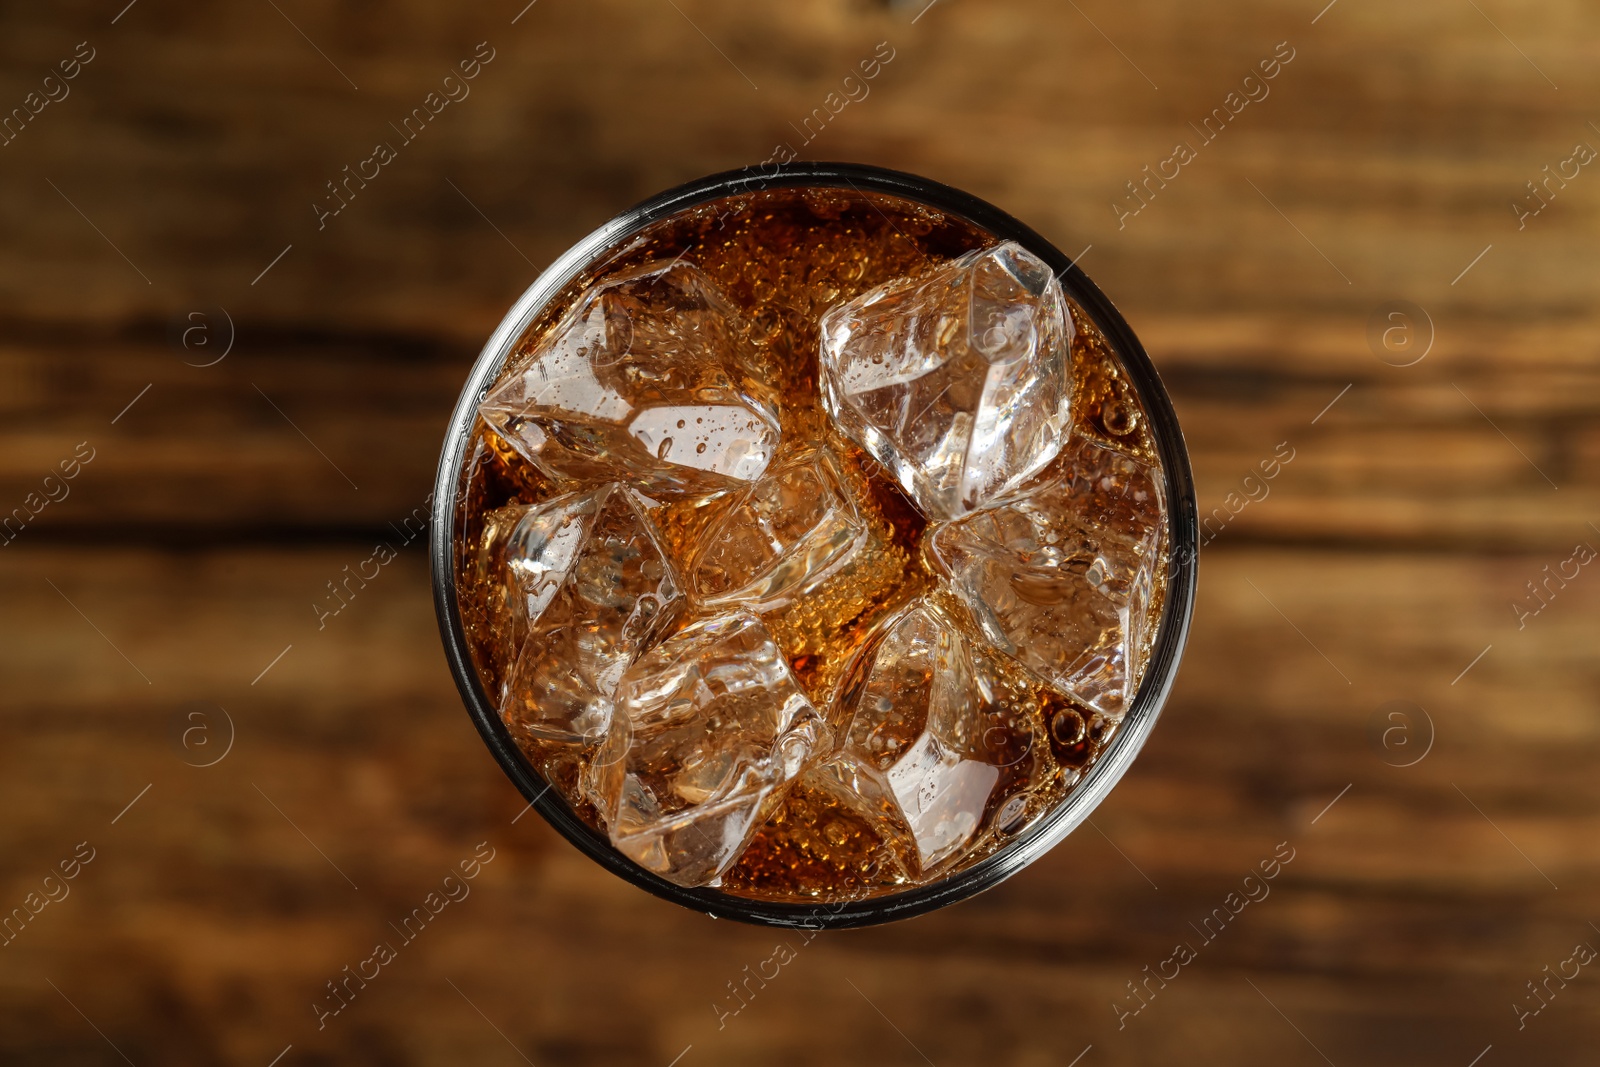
[429,161,1199,929]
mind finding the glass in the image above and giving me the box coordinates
[430,163,1197,928]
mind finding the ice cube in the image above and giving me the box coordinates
[594,610,831,887]
[691,449,869,610]
[481,261,781,495]
[831,599,1048,875]
[499,484,683,752]
[927,436,1164,718]
[818,241,1072,520]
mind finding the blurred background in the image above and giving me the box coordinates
[2,0,1598,1063]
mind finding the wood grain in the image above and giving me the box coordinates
[1,0,1597,1064]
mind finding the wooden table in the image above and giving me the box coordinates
[1,1,1596,1063]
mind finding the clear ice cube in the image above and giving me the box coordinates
[927,436,1164,718]
[594,610,831,887]
[691,449,869,610]
[499,484,683,750]
[481,261,781,495]
[818,241,1073,520]
[832,599,1046,875]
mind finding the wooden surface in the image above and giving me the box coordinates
[3,0,1599,1064]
